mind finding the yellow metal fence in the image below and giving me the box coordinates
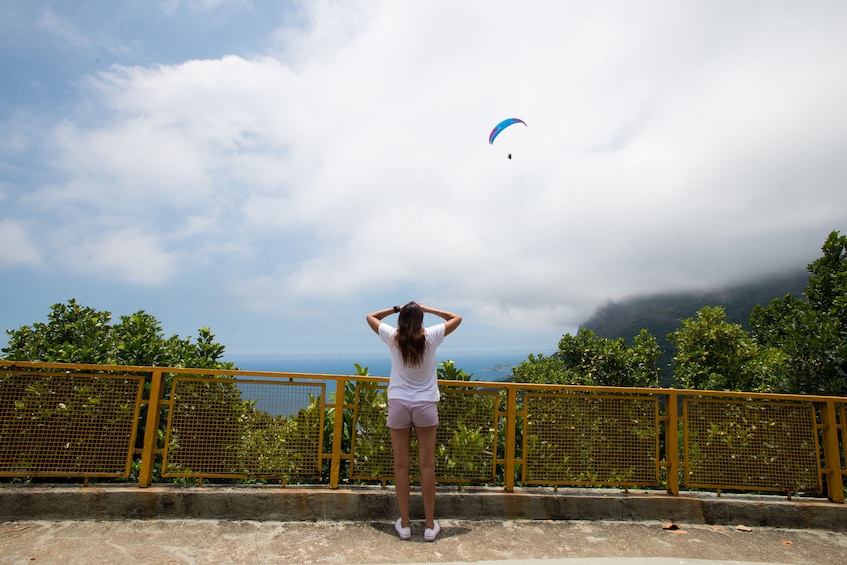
[1,361,844,502]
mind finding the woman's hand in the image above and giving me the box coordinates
[366,306,398,333]
[421,305,462,335]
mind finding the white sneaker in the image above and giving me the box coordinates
[394,518,411,540]
[424,520,440,542]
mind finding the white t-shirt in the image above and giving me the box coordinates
[378,322,446,402]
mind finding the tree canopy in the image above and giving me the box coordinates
[4,231,846,397]
[749,230,847,396]
[513,328,661,388]
[2,299,233,370]
[667,305,787,392]
[517,230,847,396]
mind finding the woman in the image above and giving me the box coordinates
[366,302,462,542]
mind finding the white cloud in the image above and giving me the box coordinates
[2,0,847,353]
[57,229,178,285]
[37,8,92,49]
[0,221,42,268]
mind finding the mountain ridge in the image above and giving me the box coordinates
[579,269,809,384]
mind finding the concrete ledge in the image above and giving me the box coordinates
[1,484,844,531]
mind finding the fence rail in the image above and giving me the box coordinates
[1,361,844,502]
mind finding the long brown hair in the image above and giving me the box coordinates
[396,301,425,367]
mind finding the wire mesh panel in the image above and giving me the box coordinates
[436,387,498,482]
[350,384,499,483]
[350,383,391,480]
[163,377,324,479]
[523,393,660,487]
[684,398,821,494]
[0,371,143,477]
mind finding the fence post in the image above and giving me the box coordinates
[504,386,517,493]
[329,379,346,489]
[665,391,680,495]
[139,369,164,487]
[821,400,845,503]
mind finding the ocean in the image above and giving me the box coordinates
[226,349,553,415]
[228,350,550,382]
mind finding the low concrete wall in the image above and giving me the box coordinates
[1,485,845,531]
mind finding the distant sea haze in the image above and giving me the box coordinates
[230,350,550,382]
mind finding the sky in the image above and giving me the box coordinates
[2,0,846,362]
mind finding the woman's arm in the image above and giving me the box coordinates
[420,304,462,336]
[366,306,399,334]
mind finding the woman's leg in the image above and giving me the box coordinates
[414,425,438,529]
[390,427,412,527]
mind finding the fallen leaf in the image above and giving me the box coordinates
[736,525,753,532]
[710,525,725,531]
[662,523,688,534]
[781,540,793,546]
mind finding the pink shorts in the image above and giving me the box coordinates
[387,399,439,429]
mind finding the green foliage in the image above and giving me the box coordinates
[511,352,566,384]
[667,306,785,392]
[513,328,661,387]
[1,373,139,476]
[165,379,323,481]
[239,395,323,479]
[1,299,236,484]
[436,361,497,482]
[750,231,847,396]
[685,401,820,493]
[3,300,113,363]
[323,363,383,483]
[7,232,845,491]
[582,271,808,384]
[2,299,234,370]
[166,379,247,475]
[347,360,499,485]
[437,359,472,382]
[348,381,391,480]
[523,395,658,485]
[576,230,846,396]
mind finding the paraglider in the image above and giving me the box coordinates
[488,117,526,145]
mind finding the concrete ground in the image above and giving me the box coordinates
[3,518,847,565]
[2,485,846,565]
